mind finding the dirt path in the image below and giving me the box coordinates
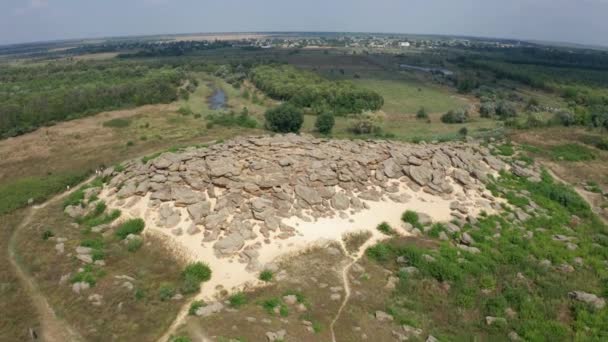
[329,238,377,342]
[8,185,90,342]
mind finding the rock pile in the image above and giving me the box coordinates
[103,134,517,262]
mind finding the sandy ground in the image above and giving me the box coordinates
[101,178,496,302]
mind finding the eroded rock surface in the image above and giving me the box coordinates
[102,134,527,265]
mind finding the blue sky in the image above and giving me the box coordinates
[1,0,607,46]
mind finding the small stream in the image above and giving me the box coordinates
[207,84,227,110]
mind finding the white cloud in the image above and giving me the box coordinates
[13,0,49,16]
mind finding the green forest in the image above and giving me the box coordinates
[0,61,187,138]
[250,64,384,115]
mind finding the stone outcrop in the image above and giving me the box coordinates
[104,134,526,260]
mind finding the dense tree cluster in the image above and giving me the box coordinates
[264,103,304,133]
[250,65,384,115]
[0,61,187,138]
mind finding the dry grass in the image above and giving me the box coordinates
[14,199,192,341]
[177,245,348,341]
[0,210,38,341]
[342,231,373,255]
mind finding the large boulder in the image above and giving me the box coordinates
[213,233,245,256]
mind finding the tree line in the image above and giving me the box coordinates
[250,64,384,115]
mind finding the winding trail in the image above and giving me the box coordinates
[329,237,379,342]
[8,184,90,342]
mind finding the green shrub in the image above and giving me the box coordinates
[115,218,145,239]
[126,141,134,147]
[170,336,191,342]
[261,298,281,314]
[496,101,517,119]
[366,243,392,262]
[183,262,212,282]
[348,118,382,135]
[416,107,428,120]
[188,300,206,315]
[103,118,131,128]
[459,127,468,136]
[42,230,54,240]
[259,270,273,282]
[315,112,335,134]
[402,210,420,226]
[479,102,495,118]
[229,292,248,308]
[554,110,576,126]
[180,274,201,294]
[494,143,515,156]
[441,109,469,124]
[264,103,304,133]
[159,284,176,301]
[177,106,193,116]
[377,222,394,235]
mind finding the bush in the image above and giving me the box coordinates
[229,292,248,307]
[159,284,176,301]
[171,336,191,342]
[188,300,205,315]
[480,102,496,118]
[183,262,212,282]
[115,218,145,240]
[366,243,392,262]
[259,270,273,282]
[402,210,420,226]
[264,103,304,133]
[377,222,394,235]
[348,118,382,135]
[181,274,202,294]
[553,110,576,126]
[496,101,518,119]
[416,107,428,120]
[459,127,468,136]
[177,106,193,116]
[42,230,54,240]
[441,109,469,124]
[315,112,335,134]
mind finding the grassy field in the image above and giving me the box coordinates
[352,76,469,114]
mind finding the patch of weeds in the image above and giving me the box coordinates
[181,262,212,294]
[228,292,248,308]
[366,243,393,262]
[504,191,530,208]
[159,283,176,301]
[115,218,145,239]
[426,223,445,238]
[550,143,596,162]
[103,118,131,128]
[312,321,323,333]
[261,298,281,314]
[42,230,54,240]
[402,210,422,228]
[493,143,515,156]
[586,181,602,193]
[114,164,125,173]
[259,269,273,282]
[70,264,104,286]
[183,262,212,282]
[188,300,206,315]
[279,304,289,317]
[126,238,143,252]
[377,222,394,235]
[134,288,145,301]
[81,209,121,228]
[126,141,135,147]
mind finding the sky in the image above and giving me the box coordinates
[1,0,608,46]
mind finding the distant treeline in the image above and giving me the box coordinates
[250,64,383,115]
[0,61,187,138]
